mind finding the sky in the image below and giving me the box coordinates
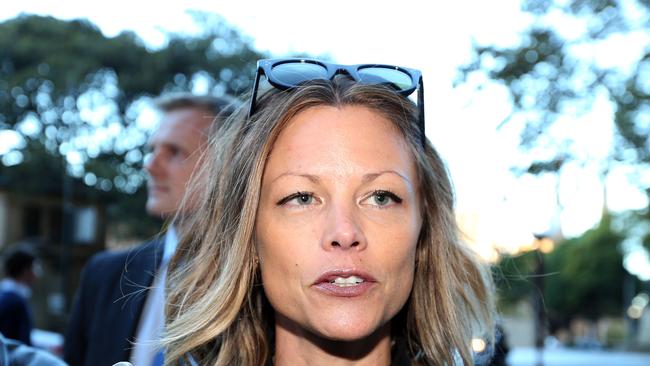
[2,0,650,273]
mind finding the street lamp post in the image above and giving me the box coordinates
[532,234,554,366]
[533,247,545,366]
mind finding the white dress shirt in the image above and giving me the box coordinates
[129,228,177,366]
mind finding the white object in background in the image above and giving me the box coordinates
[31,328,64,356]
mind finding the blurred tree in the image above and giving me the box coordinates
[544,214,625,322]
[458,0,649,246]
[493,250,540,309]
[0,13,264,238]
[495,214,625,326]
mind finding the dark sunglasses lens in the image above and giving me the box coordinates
[358,67,414,91]
[270,62,329,86]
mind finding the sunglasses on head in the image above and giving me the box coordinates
[249,58,425,143]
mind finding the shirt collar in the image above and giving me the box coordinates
[163,226,179,264]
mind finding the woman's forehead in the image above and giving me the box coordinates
[263,105,417,183]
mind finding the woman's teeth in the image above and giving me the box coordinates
[331,276,365,287]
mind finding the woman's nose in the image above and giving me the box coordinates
[320,202,367,251]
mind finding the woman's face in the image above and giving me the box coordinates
[255,105,422,341]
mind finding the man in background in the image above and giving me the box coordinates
[0,245,40,345]
[64,93,234,366]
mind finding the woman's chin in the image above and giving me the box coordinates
[274,303,393,347]
[308,314,387,343]
[316,327,374,342]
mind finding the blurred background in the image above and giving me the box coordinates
[0,0,648,365]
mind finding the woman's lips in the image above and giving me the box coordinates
[312,269,377,298]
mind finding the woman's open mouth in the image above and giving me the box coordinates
[312,270,376,297]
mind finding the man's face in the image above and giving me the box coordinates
[144,107,213,217]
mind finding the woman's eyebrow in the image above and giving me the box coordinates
[270,171,412,185]
[362,170,412,185]
[270,172,321,184]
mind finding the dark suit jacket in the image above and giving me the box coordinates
[0,290,32,345]
[64,239,163,366]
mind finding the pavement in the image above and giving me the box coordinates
[507,347,650,366]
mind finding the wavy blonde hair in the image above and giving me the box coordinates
[164,78,494,365]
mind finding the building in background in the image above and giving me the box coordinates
[0,188,106,335]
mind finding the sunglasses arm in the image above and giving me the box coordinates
[417,77,426,146]
[248,67,264,119]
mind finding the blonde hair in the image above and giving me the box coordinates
[164,78,494,365]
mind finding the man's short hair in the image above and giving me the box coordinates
[154,93,238,122]
[3,246,36,279]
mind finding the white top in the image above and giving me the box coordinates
[0,278,31,299]
[129,228,178,366]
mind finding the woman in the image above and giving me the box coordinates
[164,59,494,365]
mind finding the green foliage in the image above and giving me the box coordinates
[495,215,625,323]
[494,251,542,309]
[460,0,650,280]
[0,14,265,238]
[0,14,261,121]
[544,215,625,321]
[458,0,649,173]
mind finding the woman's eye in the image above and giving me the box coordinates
[295,194,313,205]
[373,193,390,206]
[277,192,317,206]
[364,190,403,207]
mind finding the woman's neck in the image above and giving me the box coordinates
[273,314,392,366]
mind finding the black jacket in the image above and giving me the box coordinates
[0,290,33,345]
[63,240,163,366]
